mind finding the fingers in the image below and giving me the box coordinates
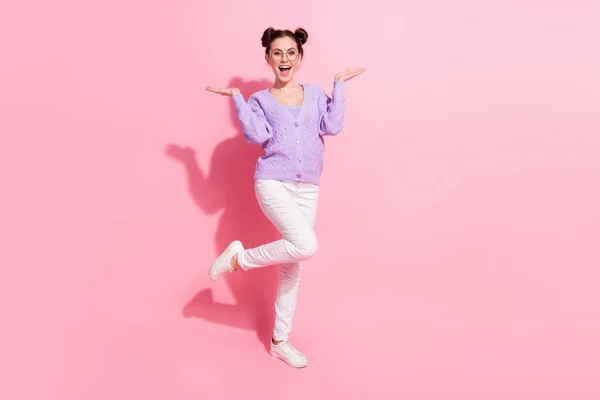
[337,67,367,81]
[206,86,226,95]
[206,86,234,96]
[346,68,366,81]
[348,67,366,77]
[206,86,240,96]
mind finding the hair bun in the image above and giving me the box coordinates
[261,27,276,48]
[294,28,308,45]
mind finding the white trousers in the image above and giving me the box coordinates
[237,179,319,341]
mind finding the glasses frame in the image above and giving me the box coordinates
[269,48,300,62]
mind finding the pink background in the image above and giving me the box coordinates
[1,1,599,399]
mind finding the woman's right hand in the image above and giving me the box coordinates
[206,86,240,97]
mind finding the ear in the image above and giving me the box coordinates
[265,53,269,63]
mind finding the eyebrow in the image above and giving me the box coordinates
[272,47,298,52]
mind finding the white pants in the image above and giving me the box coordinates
[237,179,320,341]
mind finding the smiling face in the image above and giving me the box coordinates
[265,36,302,83]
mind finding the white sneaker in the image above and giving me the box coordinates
[208,240,244,281]
[270,340,308,368]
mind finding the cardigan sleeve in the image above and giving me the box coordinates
[318,80,345,136]
[232,93,273,145]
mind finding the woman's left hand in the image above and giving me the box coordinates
[335,67,367,82]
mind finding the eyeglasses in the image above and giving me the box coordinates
[269,49,299,61]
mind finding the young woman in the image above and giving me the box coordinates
[206,27,365,368]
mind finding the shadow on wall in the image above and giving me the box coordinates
[165,77,279,351]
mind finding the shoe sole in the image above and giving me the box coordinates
[269,349,308,368]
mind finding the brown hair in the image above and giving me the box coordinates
[261,27,308,55]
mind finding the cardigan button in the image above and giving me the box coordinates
[296,173,302,179]
[294,122,299,127]
[296,139,301,145]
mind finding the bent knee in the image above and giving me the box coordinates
[294,232,318,260]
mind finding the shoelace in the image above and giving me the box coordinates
[280,342,303,358]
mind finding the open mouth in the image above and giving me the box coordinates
[278,65,291,77]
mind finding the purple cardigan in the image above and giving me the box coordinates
[232,80,345,185]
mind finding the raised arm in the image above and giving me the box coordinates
[318,80,346,136]
[232,94,273,145]
[206,86,273,145]
[318,67,366,136]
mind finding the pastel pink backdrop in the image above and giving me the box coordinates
[1,1,599,399]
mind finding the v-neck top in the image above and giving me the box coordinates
[286,105,301,118]
[231,81,345,185]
